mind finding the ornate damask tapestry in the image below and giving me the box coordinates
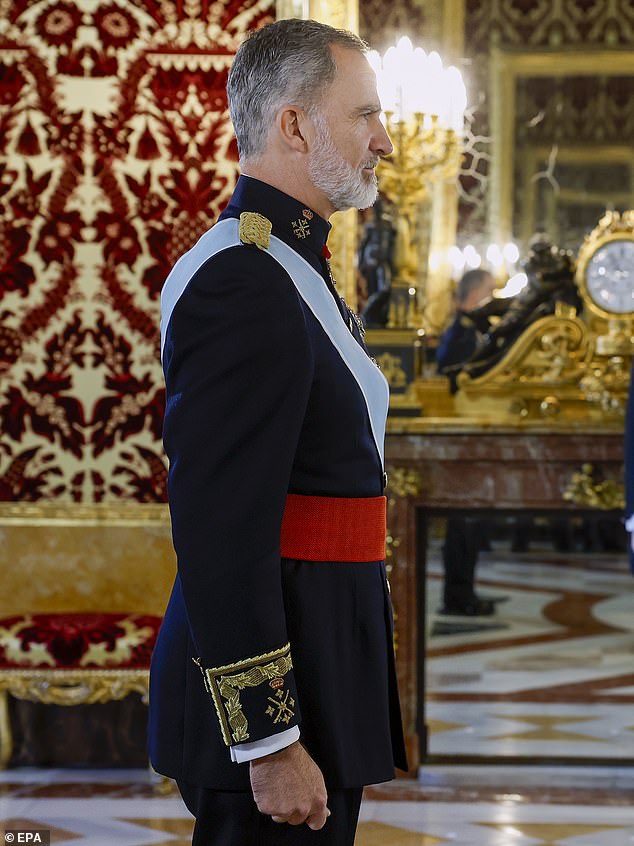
[0,0,273,502]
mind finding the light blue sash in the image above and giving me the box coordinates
[160,218,389,468]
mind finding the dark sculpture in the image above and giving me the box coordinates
[359,197,396,328]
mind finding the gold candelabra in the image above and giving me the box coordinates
[367,39,466,330]
[379,115,461,223]
[379,116,461,328]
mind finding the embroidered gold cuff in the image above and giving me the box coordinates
[194,642,295,746]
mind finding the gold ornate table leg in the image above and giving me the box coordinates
[0,688,13,769]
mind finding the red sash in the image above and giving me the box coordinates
[280,494,386,562]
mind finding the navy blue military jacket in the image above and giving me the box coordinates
[435,311,479,394]
[625,360,634,574]
[149,175,407,790]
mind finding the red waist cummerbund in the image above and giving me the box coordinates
[280,493,387,562]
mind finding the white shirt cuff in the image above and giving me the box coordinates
[625,515,634,532]
[229,726,300,763]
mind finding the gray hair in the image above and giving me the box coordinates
[227,19,367,162]
[456,268,494,304]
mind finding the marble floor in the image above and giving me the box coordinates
[2,541,633,844]
[1,765,633,845]
[426,539,634,763]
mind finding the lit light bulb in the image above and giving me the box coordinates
[486,244,504,268]
[496,272,528,298]
[425,51,443,117]
[463,244,481,268]
[448,245,466,279]
[375,38,467,127]
[503,242,520,264]
[397,35,414,55]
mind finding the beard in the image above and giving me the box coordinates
[308,111,379,212]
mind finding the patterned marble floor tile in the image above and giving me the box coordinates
[360,801,634,846]
[1,769,634,845]
[426,701,634,758]
[355,822,447,845]
[117,817,194,845]
[425,548,634,761]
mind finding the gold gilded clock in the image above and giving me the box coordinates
[576,210,634,320]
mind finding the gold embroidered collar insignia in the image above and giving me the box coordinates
[292,218,311,239]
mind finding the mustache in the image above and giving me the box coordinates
[361,159,380,169]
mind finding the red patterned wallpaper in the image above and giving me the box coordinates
[0,0,273,502]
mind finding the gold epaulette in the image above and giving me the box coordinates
[239,211,272,250]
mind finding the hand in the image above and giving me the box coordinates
[250,740,330,830]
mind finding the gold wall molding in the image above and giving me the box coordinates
[0,502,169,526]
[489,49,634,245]
[441,0,465,62]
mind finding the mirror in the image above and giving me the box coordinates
[424,511,634,763]
[488,49,634,250]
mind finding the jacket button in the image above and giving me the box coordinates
[383,472,388,489]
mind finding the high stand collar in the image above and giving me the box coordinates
[220,175,331,262]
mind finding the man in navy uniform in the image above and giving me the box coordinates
[625,360,634,574]
[435,269,499,616]
[436,268,497,394]
[149,18,407,845]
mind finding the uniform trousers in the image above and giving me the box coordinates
[177,780,363,846]
[442,515,480,608]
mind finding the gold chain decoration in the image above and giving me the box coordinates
[388,467,422,499]
[563,463,624,510]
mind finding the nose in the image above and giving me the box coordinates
[372,118,393,158]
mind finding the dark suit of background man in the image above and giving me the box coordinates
[625,360,634,574]
[149,18,407,846]
[436,269,499,616]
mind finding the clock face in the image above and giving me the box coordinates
[585,239,634,315]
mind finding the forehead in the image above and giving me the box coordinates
[326,45,380,110]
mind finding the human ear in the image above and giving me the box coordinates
[278,106,309,153]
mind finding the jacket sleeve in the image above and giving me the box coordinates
[625,363,634,559]
[162,244,314,749]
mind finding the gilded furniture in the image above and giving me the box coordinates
[576,209,634,354]
[0,503,174,767]
[451,210,634,423]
